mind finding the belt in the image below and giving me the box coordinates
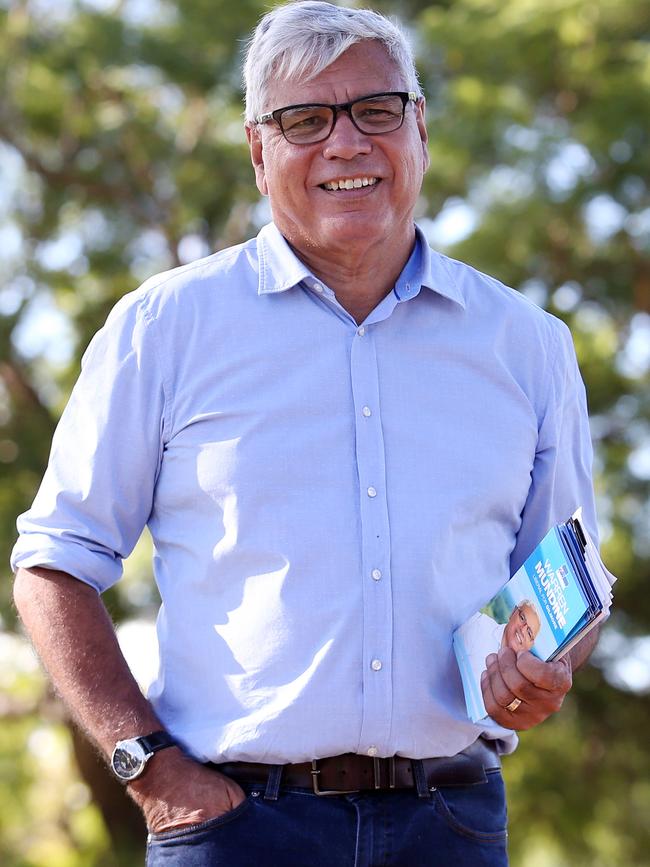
[213,739,500,796]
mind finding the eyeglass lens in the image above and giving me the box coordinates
[279,94,407,143]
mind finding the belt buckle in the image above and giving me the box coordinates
[310,760,360,796]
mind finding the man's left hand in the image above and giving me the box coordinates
[480,648,573,730]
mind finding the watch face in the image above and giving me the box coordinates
[111,739,148,781]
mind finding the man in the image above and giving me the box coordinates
[11,2,601,865]
[502,602,542,654]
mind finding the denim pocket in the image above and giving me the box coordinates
[431,770,508,843]
[147,795,253,843]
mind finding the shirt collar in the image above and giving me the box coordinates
[415,225,467,308]
[257,223,312,295]
[256,221,466,309]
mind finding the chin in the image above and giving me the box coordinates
[320,215,389,245]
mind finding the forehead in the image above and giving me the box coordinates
[264,40,404,108]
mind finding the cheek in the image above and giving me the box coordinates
[261,140,294,194]
[266,160,309,200]
[396,149,425,196]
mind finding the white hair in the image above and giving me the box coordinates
[243,1,422,122]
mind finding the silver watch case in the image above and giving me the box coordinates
[111,738,152,781]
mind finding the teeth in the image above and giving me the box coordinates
[323,177,378,191]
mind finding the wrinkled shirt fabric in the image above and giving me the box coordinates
[11,222,598,762]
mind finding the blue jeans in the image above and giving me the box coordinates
[146,769,508,866]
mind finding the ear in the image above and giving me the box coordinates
[415,97,430,173]
[245,123,269,196]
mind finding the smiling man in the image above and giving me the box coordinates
[502,602,542,654]
[246,37,429,322]
[11,3,602,866]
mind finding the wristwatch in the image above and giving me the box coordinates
[110,730,177,782]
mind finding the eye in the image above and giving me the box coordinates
[281,108,329,132]
[353,96,404,127]
[355,106,401,124]
[357,106,398,119]
[518,608,526,623]
[292,116,322,129]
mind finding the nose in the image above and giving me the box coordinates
[322,110,372,160]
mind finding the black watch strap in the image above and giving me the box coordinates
[138,730,177,755]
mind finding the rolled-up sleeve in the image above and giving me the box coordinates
[11,292,168,592]
[509,318,598,575]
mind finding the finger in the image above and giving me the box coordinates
[486,646,532,697]
[482,651,571,729]
[497,653,571,717]
[515,653,573,693]
[219,773,247,810]
[491,648,543,704]
[481,667,553,731]
[481,670,532,730]
[484,653,520,708]
[496,648,572,705]
[145,772,246,835]
[484,649,552,717]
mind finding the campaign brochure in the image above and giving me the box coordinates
[453,509,615,723]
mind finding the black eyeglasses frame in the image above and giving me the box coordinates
[255,91,420,144]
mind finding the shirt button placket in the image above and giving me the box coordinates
[350,320,393,757]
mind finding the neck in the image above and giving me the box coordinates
[290,227,417,324]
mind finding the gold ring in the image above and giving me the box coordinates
[505,697,522,712]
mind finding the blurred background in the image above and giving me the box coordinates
[1,0,649,864]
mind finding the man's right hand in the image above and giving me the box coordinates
[128,748,247,834]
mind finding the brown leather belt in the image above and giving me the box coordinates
[213,739,501,796]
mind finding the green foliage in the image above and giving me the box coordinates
[0,665,142,866]
[1,0,649,864]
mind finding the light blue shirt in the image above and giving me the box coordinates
[11,222,598,762]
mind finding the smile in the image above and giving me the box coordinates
[320,177,379,191]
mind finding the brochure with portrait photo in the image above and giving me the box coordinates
[453,509,616,722]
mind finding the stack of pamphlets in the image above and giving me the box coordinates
[453,509,615,723]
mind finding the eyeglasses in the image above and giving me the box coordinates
[255,91,419,145]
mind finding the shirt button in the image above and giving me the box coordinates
[313,282,324,293]
[367,486,377,498]
[367,746,378,757]
[371,569,382,581]
[362,406,372,417]
[357,326,366,336]
[371,659,383,671]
